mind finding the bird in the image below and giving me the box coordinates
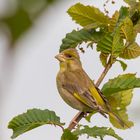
[55,48,126,128]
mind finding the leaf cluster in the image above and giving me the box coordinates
[60,2,140,70]
[8,0,140,140]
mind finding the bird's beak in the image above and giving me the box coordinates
[55,53,65,62]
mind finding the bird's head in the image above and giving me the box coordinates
[55,48,81,70]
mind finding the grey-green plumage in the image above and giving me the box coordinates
[55,48,127,128]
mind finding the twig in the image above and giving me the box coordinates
[68,56,112,130]
[95,58,112,87]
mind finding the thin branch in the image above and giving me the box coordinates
[68,111,85,130]
[68,56,113,130]
[95,58,112,87]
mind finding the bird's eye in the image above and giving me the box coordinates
[66,54,72,58]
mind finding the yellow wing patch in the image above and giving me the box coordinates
[89,87,105,106]
[73,93,90,107]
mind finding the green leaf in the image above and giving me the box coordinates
[8,109,64,139]
[74,126,123,140]
[109,7,129,32]
[67,3,109,28]
[101,73,140,96]
[85,111,97,122]
[59,29,104,52]
[100,53,109,67]
[117,60,127,71]
[109,8,136,42]
[124,0,136,5]
[120,42,140,59]
[97,29,124,57]
[109,10,135,42]
[119,7,129,21]
[108,90,134,129]
[108,11,120,32]
[61,129,78,140]
[121,17,135,42]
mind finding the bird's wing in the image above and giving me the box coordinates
[95,87,111,111]
[62,83,98,110]
[62,70,106,112]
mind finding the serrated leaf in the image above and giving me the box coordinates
[59,29,104,52]
[100,53,109,67]
[121,17,135,42]
[97,29,124,57]
[61,129,78,140]
[101,73,140,96]
[108,90,134,129]
[120,42,140,59]
[109,8,136,42]
[8,109,64,139]
[109,11,120,32]
[74,126,123,140]
[117,60,127,71]
[67,3,109,28]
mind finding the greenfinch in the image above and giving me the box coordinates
[55,48,126,128]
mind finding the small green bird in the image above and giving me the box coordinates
[55,48,126,128]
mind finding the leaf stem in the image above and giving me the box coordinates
[68,56,112,130]
[96,57,112,87]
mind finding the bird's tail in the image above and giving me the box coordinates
[108,112,130,129]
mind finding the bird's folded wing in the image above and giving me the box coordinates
[62,70,106,110]
[62,83,99,110]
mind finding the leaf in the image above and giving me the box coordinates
[121,17,135,42]
[97,29,124,57]
[109,10,135,41]
[100,53,109,67]
[120,42,140,59]
[8,109,64,139]
[67,3,109,28]
[109,7,136,42]
[124,0,136,5]
[85,111,97,122]
[101,73,140,96]
[59,29,104,52]
[119,7,129,21]
[61,129,78,140]
[108,11,120,32]
[108,90,134,129]
[74,126,123,140]
[116,60,127,71]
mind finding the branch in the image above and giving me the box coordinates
[68,56,112,130]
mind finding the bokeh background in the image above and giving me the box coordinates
[1,0,140,140]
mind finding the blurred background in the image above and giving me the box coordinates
[1,0,140,140]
